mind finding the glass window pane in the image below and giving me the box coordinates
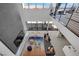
[66,3,73,8]
[59,3,65,9]
[44,3,50,8]
[27,21,32,23]
[38,21,43,23]
[30,3,35,9]
[49,21,53,24]
[37,3,43,8]
[31,21,36,23]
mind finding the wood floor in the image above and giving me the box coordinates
[22,47,46,56]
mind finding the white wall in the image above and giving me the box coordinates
[0,41,14,56]
[0,3,24,54]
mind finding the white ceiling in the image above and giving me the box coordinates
[23,9,52,22]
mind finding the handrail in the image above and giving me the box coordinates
[16,32,29,56]
[50,16,79,51]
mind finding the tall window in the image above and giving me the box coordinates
[44,3,50,8]
[23,3,50,9]
[37,3,43,8]
[30,3,35,9]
